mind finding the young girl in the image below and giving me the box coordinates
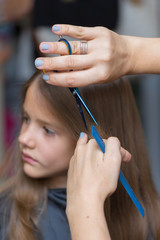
[0,71,160,240]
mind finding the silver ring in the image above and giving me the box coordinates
[80,41,88,54]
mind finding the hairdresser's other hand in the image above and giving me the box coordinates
[66,133,131,210]
[66,133,131,240]
[36,25,160,86]
[35,24,132,87]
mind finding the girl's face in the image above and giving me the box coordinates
[18,82,76,188]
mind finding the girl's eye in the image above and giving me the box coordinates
[22,115,30,123]
[44,127,55,135]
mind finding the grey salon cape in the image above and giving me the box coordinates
[0,188,71,240]
[39,188,71,240]
[0,188,154,239]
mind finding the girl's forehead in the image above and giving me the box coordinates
[24,82,62,126]
[25,82,49,109]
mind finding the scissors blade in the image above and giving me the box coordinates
[72,88,98,126]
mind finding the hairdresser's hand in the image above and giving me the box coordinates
[66,133,131,240]
[35,24,132,87]
[66,133,131,210]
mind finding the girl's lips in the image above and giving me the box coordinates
[22,153,38,165]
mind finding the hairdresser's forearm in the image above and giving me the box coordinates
[66,198,111,240]
[124,36,160,75]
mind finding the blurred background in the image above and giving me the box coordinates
[0,0,159,193]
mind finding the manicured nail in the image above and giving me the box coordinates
[35,59,43,67]
[80,132,84,138]
[52,25,60,31]
[41,43,49,50]
[43,74,49,81]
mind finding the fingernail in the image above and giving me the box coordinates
[43,74,49,81]
[80,132,84,138]
[52,25,60,31]
[35,59,43,67]
[41,43,49,50]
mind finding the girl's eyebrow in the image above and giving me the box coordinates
[21,108,64,131]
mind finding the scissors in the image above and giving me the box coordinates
[57,37,145,218]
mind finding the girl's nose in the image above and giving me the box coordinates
[18,130,35,149]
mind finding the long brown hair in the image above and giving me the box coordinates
[0,71,160,239]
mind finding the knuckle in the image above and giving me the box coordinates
[50,73,57,83]
[96,64,111,82]
[111,154,121,164]
[103,28,113,41]
[72,41,79,54]
[66,75,76,87]
[98,67,110,82]
[76,26,85,38]
[67,56,76,68]
[96,26,112,41]
[98,42,113,63]
[88,139,96,146]
[104,49,113,62]
[46,58,54,69]
[107,152,121,167]
[95,26,106,35]
[62,25,70,34]
[108,136,120,145]
[53,42,59,52]
[65,25,70,33]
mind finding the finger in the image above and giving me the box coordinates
[77,132,88,146]
[120,147,132,163]
[35,55,93,71]
[52,24,102,40]
[39,41,91,55]
[42,68,100,87]
[73,132,88,157]
[104,137,121,167]
[71,133,88,167]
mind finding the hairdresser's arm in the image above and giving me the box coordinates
[66,133,131,240]
[35,24,160,87]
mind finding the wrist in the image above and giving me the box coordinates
[121,35,137,76]
[125,36,145,75]
[122,36,160,75]
[66,195,111,240]
[66,193,103,220]
[114,34,133,78]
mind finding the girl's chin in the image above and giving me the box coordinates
[23,163,68,187]
[23,163,43,179]
[23,163,56,180]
